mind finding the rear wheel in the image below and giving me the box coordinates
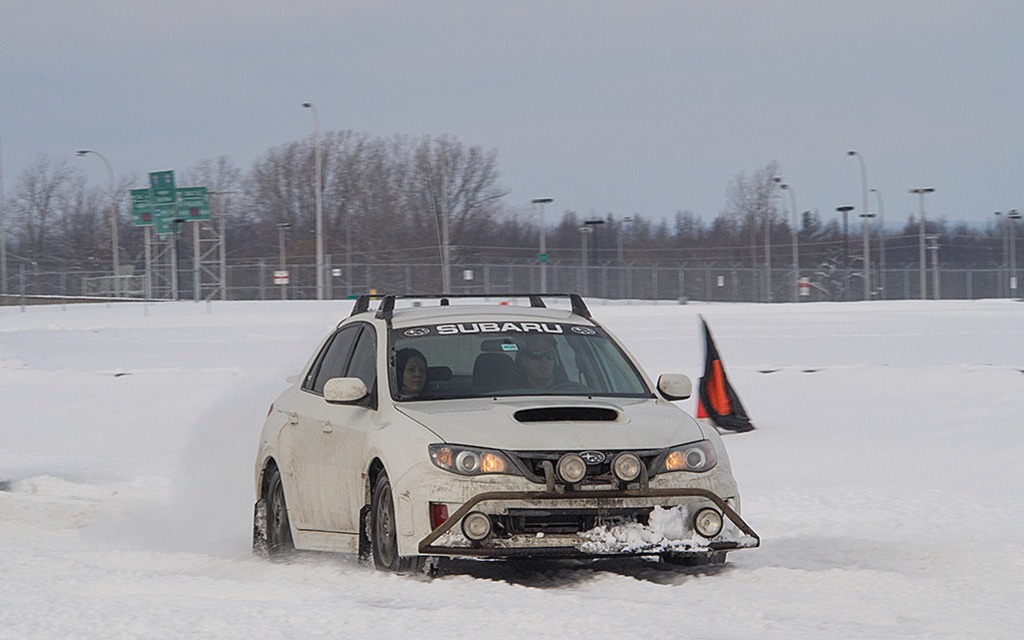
[370,472,424,573]
[264,467,294,556]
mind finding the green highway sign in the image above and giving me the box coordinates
[176,187,211,220]
[130,188,155,226]
[149,170,176,205]
[153,206,180,236]
[538,252,549,263]
[135,170,213,232]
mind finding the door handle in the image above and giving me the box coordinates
[322,421,334,434]
[287,412,299,426]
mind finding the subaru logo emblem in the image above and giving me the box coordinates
[579,451,605,465]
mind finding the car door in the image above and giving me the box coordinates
[279,324,361,531]
[315,324,378,534]
[291,323,378,534]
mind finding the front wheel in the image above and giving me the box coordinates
[662,551,727,567]
[370,472,425,573]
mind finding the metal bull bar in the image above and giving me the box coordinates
[419,487,760,557]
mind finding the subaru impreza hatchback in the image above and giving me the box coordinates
[253,294,758,573]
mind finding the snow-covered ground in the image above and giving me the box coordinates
[2,298,1022,639]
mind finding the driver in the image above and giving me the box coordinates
[516,334,558,389]
[396,348,428,397]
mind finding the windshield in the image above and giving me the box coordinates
[390,321,652,401]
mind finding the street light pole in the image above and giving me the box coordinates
[302,102,324,300]
[532,198,552,294]
[994,212,1008,297]
[927,234,941,299]
[76,149,120,296]
[847,152,870,300]
[582,219,605,297]
[1010,210,1021,299]
[860,211,875,299]
[909,188,935,300]
[578,224,592,296]
[836,206,855,301]
[775,180,800,302]
[616,215,634,264]
[870,188,886,299]
[764,201,772,303]
[0,140,6,295]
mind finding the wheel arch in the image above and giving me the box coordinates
[365,457,386,507]
[258,457,280,500]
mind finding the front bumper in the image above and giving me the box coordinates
[418,487,760,559]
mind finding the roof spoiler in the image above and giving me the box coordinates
[347,293,591,321]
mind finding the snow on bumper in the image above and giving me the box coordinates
[418,487,760,558]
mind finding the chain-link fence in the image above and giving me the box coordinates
[2,258,1021,305]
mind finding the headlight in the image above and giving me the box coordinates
[658,440,718,474]
[429,444,516,476]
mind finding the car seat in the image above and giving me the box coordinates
[472,352,516,392]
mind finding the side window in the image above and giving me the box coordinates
[347,326,377,391]
[305,326,360,394]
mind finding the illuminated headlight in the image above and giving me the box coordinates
[461,511,493,541]
[429,444,515,476]
[556,453,588,484]
[693,507,724,538]
[658,441,718,474]
[611,452,643,483]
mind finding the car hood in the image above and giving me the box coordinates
[393,397,705,450]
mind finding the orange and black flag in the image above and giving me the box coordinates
[696,316,755,433]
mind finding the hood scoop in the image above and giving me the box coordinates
[514,406,620,423]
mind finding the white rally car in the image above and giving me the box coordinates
[253,294,758,572]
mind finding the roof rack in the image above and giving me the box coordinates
[347,293,591,320]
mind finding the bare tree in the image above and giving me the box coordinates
[412,136,507,261]
[56,175,103,265]
[8,156,75,262]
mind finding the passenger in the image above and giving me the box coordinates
[515,334,559,389]
[396,348,428,398]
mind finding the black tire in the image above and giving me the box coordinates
[264,467,294,556]
[370,472,424,573]
[663,551,727,567]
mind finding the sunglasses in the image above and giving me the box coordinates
[526,350,557,361]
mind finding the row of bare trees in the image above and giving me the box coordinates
[0,134,1012,275]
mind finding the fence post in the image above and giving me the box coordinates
[20,263,26,311]
[258,261,266,301]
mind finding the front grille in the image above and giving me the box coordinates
[506,449,664,485]
[498,507,652,536]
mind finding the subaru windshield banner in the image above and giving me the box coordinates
[398,323,603,338]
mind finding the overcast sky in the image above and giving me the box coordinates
[2,1,1022,228]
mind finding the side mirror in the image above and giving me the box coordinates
[657,374,692,401]
[324,377,369,403]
